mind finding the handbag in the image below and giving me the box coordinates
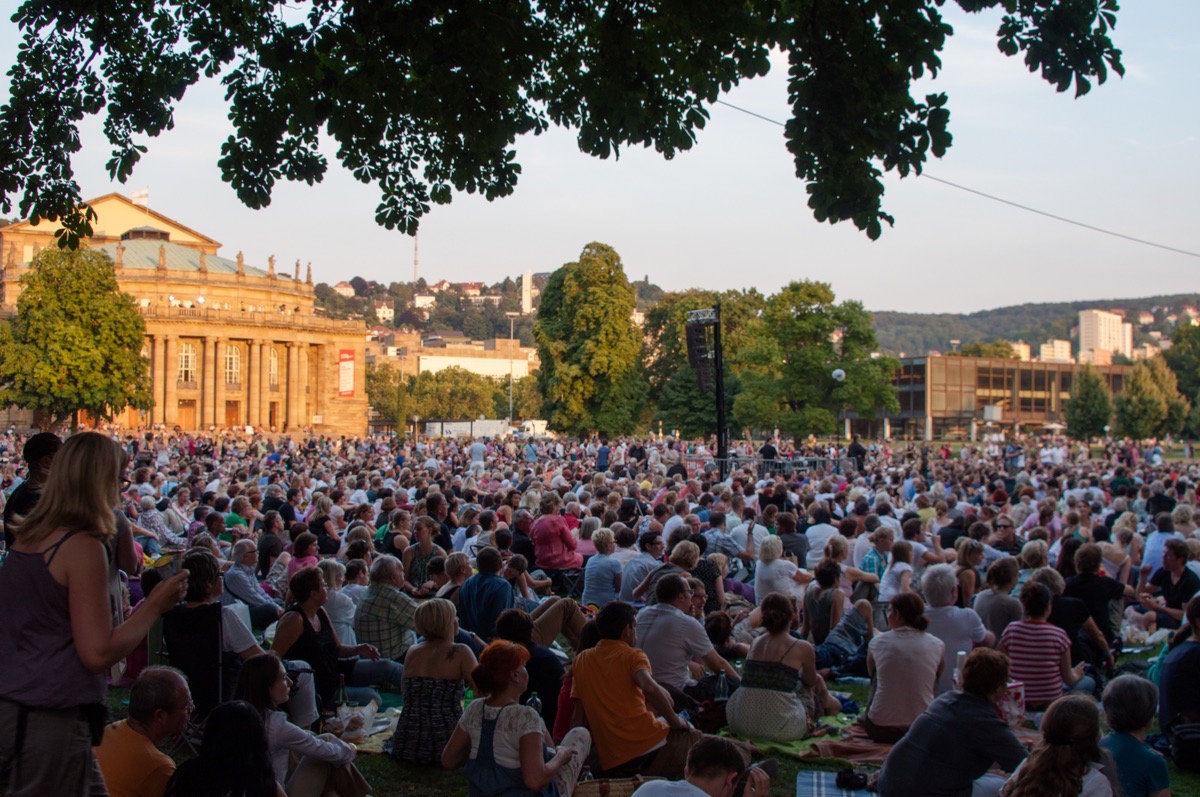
[573,775,658,797]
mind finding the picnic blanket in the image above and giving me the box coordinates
[350,709,399,755]
[720,714,859,761]
[801,725,893,765]
[800,722,1044,767]
[794,771,864,797]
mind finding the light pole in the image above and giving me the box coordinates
[506,311,520,429]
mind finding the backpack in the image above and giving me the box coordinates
[1170,721,1200,771]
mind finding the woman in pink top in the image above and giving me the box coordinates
[865,593,945,743]
[287,531,321,577]
[530,492,583,570]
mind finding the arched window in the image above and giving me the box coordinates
[225,345,242,386]
[269,347,280,388]
[177,342,197,383]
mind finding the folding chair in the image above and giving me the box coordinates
[544,568,584,599]
[161,602,230,754]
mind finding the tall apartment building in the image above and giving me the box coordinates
[1080,309,1133,360]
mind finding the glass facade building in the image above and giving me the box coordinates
[847,355,1132,441]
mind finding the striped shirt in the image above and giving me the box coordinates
[1000,619,1070,707]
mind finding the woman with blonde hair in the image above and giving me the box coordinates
[387,599,477,765]
[749,535,807,605]
[0,433,189,795]
[955,537,985,607]
[317,559,357,645]
[825,534,880,605]
[581,528,622,607]
[1001,694,1116,796]
[1012,539,1049,596]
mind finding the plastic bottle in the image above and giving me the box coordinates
[714,672,729,700]
[952,650,967,690]
[527,694,542,715]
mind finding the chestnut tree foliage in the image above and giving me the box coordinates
[0,0,1122,246]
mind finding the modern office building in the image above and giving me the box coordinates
[845,355,1132,441]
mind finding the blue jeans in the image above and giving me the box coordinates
[135,535,162,557]
[346,659,404,706]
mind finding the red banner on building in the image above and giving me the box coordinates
[338,349,355,397]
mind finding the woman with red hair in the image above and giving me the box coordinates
[442,640,591,796]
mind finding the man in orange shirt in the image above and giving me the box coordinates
[96,667,191,797]
[571,602,755,778]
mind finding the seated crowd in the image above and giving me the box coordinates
[1,429,1198,797]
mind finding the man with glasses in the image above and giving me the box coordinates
[95,667,192,797]
[989,515,1024,556]
[621,532,664,602]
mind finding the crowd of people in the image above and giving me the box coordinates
[0,426,1196,797]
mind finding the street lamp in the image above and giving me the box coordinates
[506,311,520,428]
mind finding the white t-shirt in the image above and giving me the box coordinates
[731,523,769,559]
[879,562,913,602]
[924,605,988,695]
[221,606,258,655]
[805,523,840,568]
[852,533,872,568]
[754,559,803,605]
[460,700,545,769]
[631,780,710,797]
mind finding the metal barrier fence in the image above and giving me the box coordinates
[684,456,858,479]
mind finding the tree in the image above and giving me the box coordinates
[0,1,1123,247]
[1114,363,1168,441]
[1163,325,1200,402]
[535,243,645,436]
[946,341,1017,358]
[409,367,495,421]
[653,364,742,440]
[730,281,898,438]
[641,288,765,405]
[0,247,152,428]
[1063,365,1112,441]
[365,362,409,432]
[1143,355,1189,437]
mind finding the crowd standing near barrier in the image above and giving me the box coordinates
[0,425,1196,796]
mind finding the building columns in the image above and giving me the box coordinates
[286,342,300,430]
[214,339,227,428]
[299,345,310,425]
[152,335,167,426]
[163,335,177,427]
[202,337,216,429]
[248,340,262,429]
[259,342,272,428]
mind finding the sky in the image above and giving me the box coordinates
[1,3,1197,314]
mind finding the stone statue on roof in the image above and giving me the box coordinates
[295,259,301,281]
[5,242,16,269]
[306,263,312,285]
[237,251,245,276]
[198,250,207,273]
[157,244,166,271]
[114,241,125,266]
[268,255,276,276]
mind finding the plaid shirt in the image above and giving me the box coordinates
[353,582,419,661]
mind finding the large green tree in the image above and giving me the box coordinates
[535,243,645,436]
[0,1,1122,246]
[653,364,742,441]
[1063,364,1112,441]
[1163,325,1200,410]
[0,248,151,428]
[731,280,898,438]
[365,362,410,432]
[1114,362,1168,440]
[1143,355,1189,437]
[641,288,765,404]
[409,367,496,421]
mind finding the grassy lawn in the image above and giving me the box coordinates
[107,663,1200,797]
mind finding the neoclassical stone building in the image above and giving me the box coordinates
[0,194,368,435]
